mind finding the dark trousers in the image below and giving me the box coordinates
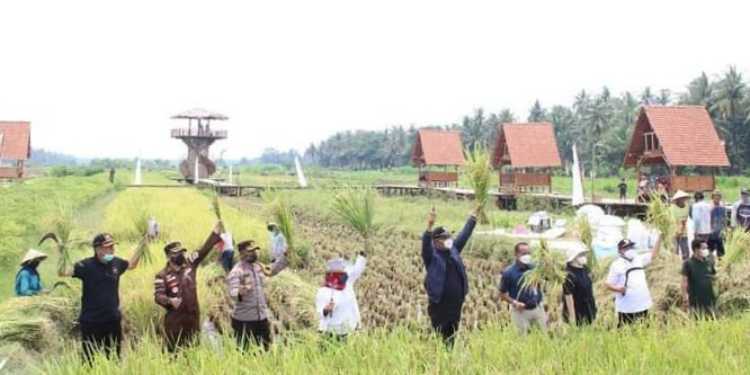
[164,314,200,353]
[428,302,462,348]
[708,233,725,257]
[232,318,271,351]
[80,320,122,364]
[221,250,235,273]
[618,310,648,327]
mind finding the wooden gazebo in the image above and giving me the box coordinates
[623,106,730,194]
[0,121,31,180]
[492,122,561,193]
[411,129,464,188]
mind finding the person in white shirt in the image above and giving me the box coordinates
[690,192,712,242]
[315,252,367,340]
[604,236,661,327]
[268,223,288,262]
[147,216,160,240]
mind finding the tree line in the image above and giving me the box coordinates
[301,67,750,175]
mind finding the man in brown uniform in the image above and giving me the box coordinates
[154,221,222,352]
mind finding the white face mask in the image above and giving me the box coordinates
[519,254,533,265]
[576,255,588,266]
[700,249,710,258]
[623,249,637,261]
[443,239,454,249]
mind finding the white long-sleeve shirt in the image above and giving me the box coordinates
[270,232,287,260]
[315,255,367,335]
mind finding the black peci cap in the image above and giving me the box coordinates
[617,239,636,251]
[431,227,451,240]
[92,233,116,248]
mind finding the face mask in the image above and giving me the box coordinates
[576,256,588,266]
[170,253,186,266]
[622,250,637,261]
[243,253,258,264]
[443,239,454,249]
[519,254,533,265]
[101,254,115,263]
[700,249,710,258]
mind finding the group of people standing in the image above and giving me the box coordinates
[13,187,748,359]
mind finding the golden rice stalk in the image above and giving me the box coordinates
[40,202,76,275]
[211,193,223,222]
[646,193,675,253]
[465,146,492,224]
[263,192,296,251]
[575,215,596,267]
[331,188,377,252]
[724,229,750,272]
[520,239,567,292]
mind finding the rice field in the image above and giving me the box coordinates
[1,170,750,374]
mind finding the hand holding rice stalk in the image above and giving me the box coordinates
[331,188,377,253]
[130,212,154,264]
[520,240,567,294]
[465,146,492,224]
[645,193,676,254]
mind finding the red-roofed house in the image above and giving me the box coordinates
[411,128,465,187]
[492,122,562,193]
[0,121,31,179]
[623,106,729,193]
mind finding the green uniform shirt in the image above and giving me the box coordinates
[681,257,717,311]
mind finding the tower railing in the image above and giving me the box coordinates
[171,128,228,139]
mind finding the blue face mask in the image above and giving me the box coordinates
[101,254,115,263]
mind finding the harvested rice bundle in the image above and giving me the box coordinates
[263,192,296,251]
[465,146,492,224]
[331,188,377,253]
[646,193,675,253]
[575,215,596,267]
[520,240,567,293]
[39,203,79,275]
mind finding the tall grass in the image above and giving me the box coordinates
[38,316,750,374]
[646,194,676,254]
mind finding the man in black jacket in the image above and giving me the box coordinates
[422,206,478,347]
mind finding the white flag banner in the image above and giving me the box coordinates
[295,156,308,188]
[572,144,585,206]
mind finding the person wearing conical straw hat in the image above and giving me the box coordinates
[562,246,596,325]
[671,190,691,260]
[14,249,48,297]
[315,252,367,342]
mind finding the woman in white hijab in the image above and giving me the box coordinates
[315,251,367,340]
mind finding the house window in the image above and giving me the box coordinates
[644,132,659,152]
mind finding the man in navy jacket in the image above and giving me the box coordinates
[422,206,478,347]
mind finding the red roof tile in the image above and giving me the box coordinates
[492,122,562,168]
[411,129,465,166]
[0,122,31,161]
[623,106,729,167]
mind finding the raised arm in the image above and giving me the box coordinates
[422,209,436,267]
[128,236,149,271]
[454,214,478,252]
[191,221,224,267]
[346,254,367,284]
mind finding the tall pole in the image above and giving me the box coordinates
[591,143,601,203]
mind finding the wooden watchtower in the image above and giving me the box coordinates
[492,122,561,193]
[411,129,464,188]
[623,106,730,194]
[170,108,228,182]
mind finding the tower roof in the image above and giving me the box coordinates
[171,108,228,121]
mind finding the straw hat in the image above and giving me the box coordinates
[20,249,47,265]
[671,190,690,202]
